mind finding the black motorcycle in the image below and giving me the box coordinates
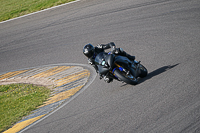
[95,52,148,85]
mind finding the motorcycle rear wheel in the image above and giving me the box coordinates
[113,69,138,85]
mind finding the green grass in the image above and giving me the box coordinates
[0,0,75,22]
[0,84,51,132]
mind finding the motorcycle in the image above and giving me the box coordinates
[95,52,148,85]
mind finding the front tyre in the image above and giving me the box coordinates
[113,69,138,85]
[138,64,148,78]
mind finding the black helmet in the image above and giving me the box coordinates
[83,44,94,58]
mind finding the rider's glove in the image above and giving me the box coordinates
[97,44,103,48]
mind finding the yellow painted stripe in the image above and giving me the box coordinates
[32,66,73,78]
[3,114,45,133]
[56,70,90,86]
[38,85,84,108]
[0,66,90,133]
[0,70,28,80]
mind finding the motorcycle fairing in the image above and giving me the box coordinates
[114,56,137,77]
[95,52,114,75]
[114,56,132,66]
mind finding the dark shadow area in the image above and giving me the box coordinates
[138,63,179,84]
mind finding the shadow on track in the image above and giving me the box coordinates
[138,63,179,84]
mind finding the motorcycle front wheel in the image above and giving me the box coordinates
[138,64,148,78]
[113,69,138,85]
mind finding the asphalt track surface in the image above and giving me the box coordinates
[0,0,200,132]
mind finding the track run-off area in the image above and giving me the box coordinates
[0,0,200,132]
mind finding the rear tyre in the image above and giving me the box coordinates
[113,69,138,85]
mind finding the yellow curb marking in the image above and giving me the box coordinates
[3,114,45,133]
[1,66,90,133]
[56,69,90,86]
[38,85,84,108]
[0,70,28,80]
[32,66,73,78]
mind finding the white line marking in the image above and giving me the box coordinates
[0,0,81,24]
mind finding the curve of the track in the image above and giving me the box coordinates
[1,0,200,132]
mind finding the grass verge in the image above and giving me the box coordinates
[0,84,51,132]
[0,0,75,22]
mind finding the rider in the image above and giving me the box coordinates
[83,42,135,83]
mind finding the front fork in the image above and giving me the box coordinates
[111,61,141,78]
[110,63,129,75]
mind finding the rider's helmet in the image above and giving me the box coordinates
[83,44,95,58]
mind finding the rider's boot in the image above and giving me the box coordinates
[126,54,135,61]
[116,48,135,61]
[103,76,113,83]
[122,51,135,61]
